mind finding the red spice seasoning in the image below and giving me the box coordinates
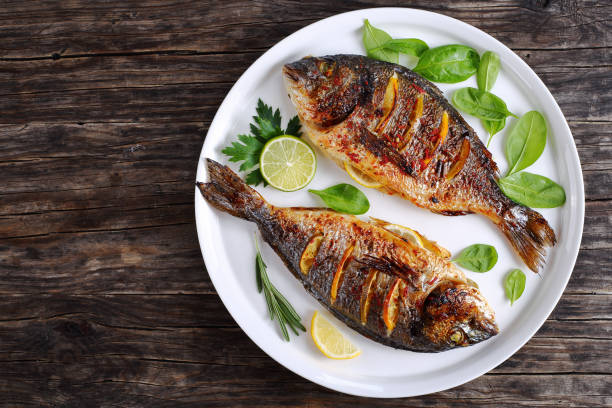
[411,83,425,94]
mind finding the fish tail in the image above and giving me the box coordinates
[499,205,556,273]
[196,159,268,221]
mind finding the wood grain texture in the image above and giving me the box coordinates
[0,0,610,406]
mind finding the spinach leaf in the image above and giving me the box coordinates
[453,244,498,272]
[498,171,566,208]
[483,118,506,147]
[477,51,501,92]
[362,20,398,63]
[504,269,526,305]
[505,111,547,176]
[452,87,516,121]
[414,45,480,83]
[309,183,370,215]
[381,38,429,57]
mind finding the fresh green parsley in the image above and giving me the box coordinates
[222,99,302,186]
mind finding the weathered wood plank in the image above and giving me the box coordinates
[0,224,609,294]
[1,368,608,407]
[0,57,609,124]
[0,225,207,294]
[0,1,609,405]
[0,295,608,395]
[0,0,609,59]
[0,124,608,294]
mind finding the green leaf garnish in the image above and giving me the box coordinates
[453,244,498,272]
[414,45,480,83]
[374,38,429,57]
[222,99,302,186]
[505,111,547,176]
[309,183,370,215]
[285,115,303,138]
[504,269,526,305]
[497,171,566,208]
[255,235,306,341]
[222,134,264,172]
[482,118,506,148]
[477,51,501,92]
[452,87,516,121]
[362,19,398,63]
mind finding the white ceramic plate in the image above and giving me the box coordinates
[194,8,584,398]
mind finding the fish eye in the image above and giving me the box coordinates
[450,329,464,344]
[317,60,334,77]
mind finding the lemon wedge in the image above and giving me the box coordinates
[344,162,383,188]
[311,311,361,359]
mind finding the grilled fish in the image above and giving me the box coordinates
[198,159,498,352]
[283,55,556,273]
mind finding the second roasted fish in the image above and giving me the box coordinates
[198,159,498,352]
[283,55,556,272]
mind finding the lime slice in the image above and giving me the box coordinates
[260,135,316,191]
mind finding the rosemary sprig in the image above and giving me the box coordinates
[254,235,306,341]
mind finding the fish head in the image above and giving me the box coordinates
[422,282,498,349]
[283,56,366,128]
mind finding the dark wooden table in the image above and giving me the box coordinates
[1,1,610,406]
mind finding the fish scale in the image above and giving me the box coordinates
[283,54,556,273]
[197,159,499,352]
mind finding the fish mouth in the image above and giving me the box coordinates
[282,64,301,83]
[463,318,499,343]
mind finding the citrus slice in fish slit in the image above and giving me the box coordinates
[300,234,324,275]
[399,94,424,152]
[364,272,395,330]
[333,266,368,319]
[344,161,383,188]
[423,111,450,167]
[382,278,403,334]
[373,73,398,135]
[379,221,451,259]
[360,269,378,325]
[330,244,355,304]
[446,138,471,180]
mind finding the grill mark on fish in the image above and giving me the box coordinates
[283,54,556,273]
[197,160,499,352]
[331,243,355,303]
[360,269,378,325]
[360,127,415,176]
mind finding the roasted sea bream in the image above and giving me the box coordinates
[198,159,498,352]
[283,55,556,273]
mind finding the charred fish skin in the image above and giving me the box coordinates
[283,55,556,273]
[198,159,498,352]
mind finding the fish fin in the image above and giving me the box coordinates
[196,159,267,220]
[499,205,556,273]
[369,217,451,259]
[431,209,471,216]
[356,254,417,282]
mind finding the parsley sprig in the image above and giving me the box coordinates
[222,99,302,186]
[255,235,306,341]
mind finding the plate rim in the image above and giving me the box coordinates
[194,7,585,398]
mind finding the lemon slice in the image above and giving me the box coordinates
[260,135,316,191]
[344,162,383,188]
[311,311,360,359]
[382,223,425,248]
[383,223,451,259]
